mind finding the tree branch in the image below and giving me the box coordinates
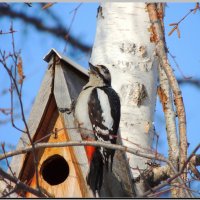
[177,79,200,89]
[168,3,200,38]
[0,140,166,162]
[141,143,200,197]
[158,63,179,197]
[157,5,179,196]
[0,26,41,191]
[147,4,188,196]
[0,167,46,198]
[0,140,188,190]
[2,140,199,197]
[0,5,92,53]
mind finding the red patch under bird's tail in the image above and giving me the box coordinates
[86,149,104,196]
[85,145,96,163]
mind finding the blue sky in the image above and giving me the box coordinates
[0,3,98,149]
[0,2,200,178]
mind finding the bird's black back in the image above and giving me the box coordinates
[87,86,121,195]
[88,86,121,143]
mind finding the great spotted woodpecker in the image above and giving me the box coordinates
[74,63,121,196]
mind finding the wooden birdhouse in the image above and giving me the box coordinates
[8,49,134,198]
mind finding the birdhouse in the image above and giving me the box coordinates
[8,49,134,198]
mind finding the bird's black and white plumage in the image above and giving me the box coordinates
[74,63,121,196]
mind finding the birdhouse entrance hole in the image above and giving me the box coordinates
[41,154,69,185]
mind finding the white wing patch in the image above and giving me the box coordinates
[95,126,109,135]
[96,88,113,129]
[96,133,111,159]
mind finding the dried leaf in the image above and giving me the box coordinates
[1,142,5,149]
[177,26,181,38]
[17,56,25,84]
[193,3,200,14]
[168,26,177,36]
[157,86,168,112]
[42,3,55,10]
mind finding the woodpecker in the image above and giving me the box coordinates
[74,63,121,196]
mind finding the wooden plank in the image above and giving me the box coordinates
[53,57,93,197]
[9,63,54,178]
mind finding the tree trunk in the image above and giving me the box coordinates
[90,2,159,195]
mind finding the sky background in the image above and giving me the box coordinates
[0,2,200,194]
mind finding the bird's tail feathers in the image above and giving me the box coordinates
[86,149,104,196]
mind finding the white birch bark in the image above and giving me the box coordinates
[90,3,158,195]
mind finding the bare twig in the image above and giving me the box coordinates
[177,79,200,89]
[148,178,200,198]
[0,25,40,192]
[0,140,166,162]
[24,3,32,7]
[0,138,189,190]
[1,143,15,177]
[190,154,200,167]
[0,51,27,134]
[180,144,200,174]
[42,3,56,10]
[1,140,199,197]
[189,163,200,179]
[1,187,18,198]
[0,167,46,198]
[0,108,11,115]
[0,30,17,35]
[168,3,200,38]
[33,126,160,157]
[138,168,186,197]
[142,144,200,197]
[63,3,83,53]
[168,50,192,80]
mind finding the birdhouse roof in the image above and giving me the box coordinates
[44,48,88,76]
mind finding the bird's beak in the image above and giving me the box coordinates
[89,63,98,75]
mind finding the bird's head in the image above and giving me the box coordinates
[88,63,111,86]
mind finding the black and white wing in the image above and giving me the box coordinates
[88,86,120,168]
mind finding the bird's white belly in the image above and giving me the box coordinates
[74,87,94,138]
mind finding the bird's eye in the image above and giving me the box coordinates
[103,69,109,74]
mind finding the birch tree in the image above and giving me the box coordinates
[90,2,191,197]
[90,2,158,196]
